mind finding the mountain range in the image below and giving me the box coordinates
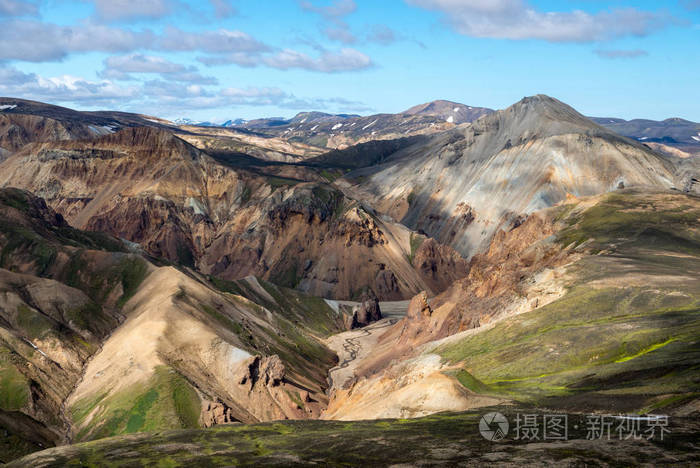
[0,93,698,466]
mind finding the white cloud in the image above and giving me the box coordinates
[405,0,672,42]
[92,0,172,21]
[105,54,187,74]
[0,20,154,61]
[263,48,371,72]
[300,0,357,44]
[100,54,219,84]
[198,47,372,72]
[159,27,269,53]
[0,0,37,17]
[367,24,397,45]
[594,49,649,59]
[210,0,237,18]
[0,66,138,104]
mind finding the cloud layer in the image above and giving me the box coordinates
[405,0,672,42]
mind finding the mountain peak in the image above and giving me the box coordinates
[489,94,603,136]
[402,100,493,124]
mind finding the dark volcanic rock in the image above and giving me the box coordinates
[351,290,382,328]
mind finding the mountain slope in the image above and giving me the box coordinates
[0,188,355,460]
[325,189,700,420]
[0,97,174,160]
[8,408,699,467]
[0,127,465,300]
[341,95,679,258]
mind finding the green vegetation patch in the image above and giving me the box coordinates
[408,232,425,264]
[70,366,201,442]
[11,406,700,467]
[0,348,29,411]
[556,192,700,254]
[15,304,54,340]
[62,252,149,309]
[437,285,700,409]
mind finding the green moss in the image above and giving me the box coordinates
[15,304,53,340]
[319,169,344,182]
[408,232,424,264]
[240,185,252,204]
[450,369,491,393]
[0,189,31,212]
[125,388,159,433]
[437,285,700,407]
[614,337,676,363]
[266,176,299,188]
[556,192,700,254]
[407,188,417,206]
[115,257,149,308]
[269,263,301,289]
[71,366,201,441]
[0,349,29,410]
[0,223,57,275]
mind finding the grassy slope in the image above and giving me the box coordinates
[437,190,700,413]
[7,407,699,467]
[207,276,345,385]
[70,366,200,442]
[0,189,155,459]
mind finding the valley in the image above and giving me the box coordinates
[0,94,698,466]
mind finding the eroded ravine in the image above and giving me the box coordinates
[324,301,408,395]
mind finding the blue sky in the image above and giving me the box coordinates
[0,0,698,121]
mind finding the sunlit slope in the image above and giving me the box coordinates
[436,190,700,414]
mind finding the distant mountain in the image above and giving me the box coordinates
[340,95,682,258]
[402,99,493,124]
[187,102,491,150]
[0,96,174,159]
[592,116,700,156]
[173,118,220,127]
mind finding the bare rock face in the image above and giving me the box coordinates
[239,355,286,389]
[351,290,382,328]
[406,291,432,321]
[411,237,469,293]
[200,401,236,428]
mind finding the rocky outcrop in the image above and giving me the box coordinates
[200,401,236,427]
[350,291,382,328]
[239,355,285,389]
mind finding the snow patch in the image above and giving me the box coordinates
[332,123,343,130]
[186,197,207,216]
[0,104,17,110]
[639,137,649,140]
[226,345,252,366]
[144,117,166,124]
[446,116,454,123]
[362,119,377,130]
[692,136,700,142]
[453,107,459,112]
[25,339,48,358]
[324,299,340,314]
[311,125,319,131]
[300,118,307,123]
